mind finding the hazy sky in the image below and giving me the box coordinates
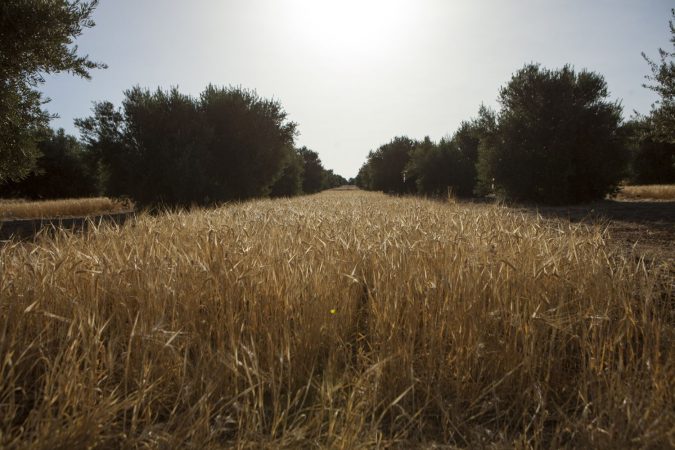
[43,0,673,178]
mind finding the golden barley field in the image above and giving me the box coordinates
[0,197,132,220]
[616,184,675,201]
[0,191,672,449]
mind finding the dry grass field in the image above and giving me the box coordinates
[0,191,672,449]
[0,197,132,220]
[616,184,675,201]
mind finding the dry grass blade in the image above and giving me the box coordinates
[0,197,133,220]
[616,184,675,201]
[0,191,672,448]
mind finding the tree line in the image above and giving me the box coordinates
[0,1,346,206]
[1,85,347,205]
[0,84,347,205]
[356,12,675,205]
[2,2,673,207]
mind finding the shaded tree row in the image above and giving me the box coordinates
[74,85,298,206]
[357,61,674,205]
[631,8,675,184]
[269,146,347,198]
[1,86,346,205]
[621,117,675,184]
[0,128,98,199]
[358,12,675,204]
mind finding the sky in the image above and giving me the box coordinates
[43,0,673,179]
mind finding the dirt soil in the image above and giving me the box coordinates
[519,200,675,270]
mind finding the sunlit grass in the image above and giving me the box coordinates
[616,184,675,201]
[0,191,672,448]
[0,197,133,220]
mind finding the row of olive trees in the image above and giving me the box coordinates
[356,61,674,204]
[75,85,297,206]
[0,85,346,205]
[0,128,99,199]
[0,1,347,205]
[357,11,675,204]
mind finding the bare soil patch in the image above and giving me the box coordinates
[521,200,675,268]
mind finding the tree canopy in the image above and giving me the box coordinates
[0,128,98,199]
[297,147,325,194]
[621,117,675,184]
[0,0,104,183]
[642,8,675,144]
[477,64,627,204]
[360,137,418,194]
[270,147,305,198]
[77,85,298,206]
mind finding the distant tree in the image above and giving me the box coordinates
[200,85,297,200]
[128,87,209,205]
[621,118,675,184]
[354,163,372,190]
[477,64,627,204]
[450,107,496,197]
[76,101,136,198]
[270,147,304,197]
[473,108,500,196]
[366,137,418,194]
[298,147,325,194]
[78,88,208,205]
[405,136,473,198]
[321,169,347,190]
[77,85,297,206]
[0,128,98,198]
[634,137,675,184]
[406,137,453,197]
[642,9,675,144]
[0,0,105,183]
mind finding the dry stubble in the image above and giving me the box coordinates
[0,191,672,449]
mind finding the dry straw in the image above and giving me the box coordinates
[0,197,132,220]
[0,191,672,448]
[616,184,675,201]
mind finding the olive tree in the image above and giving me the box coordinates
[0,0,104,182]
[478,64,627,204]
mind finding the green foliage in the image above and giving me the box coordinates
[298,147,325,194]
[634,138,675,183]
[77,86,297,206]
[407,112,493,198]
[270,147,305,197]
[321,169,347,190]
[0,128,98,198]
[103,87,207,205]
[0,0,104,183]
[621,118,675,184]
[294,146,346,193]
[75,101,134,198]
[406,137,457,197]
[363,137,418,194]
[200,85,297,200]
[0,81,48,182]
[452,108,495,196]
[642,9,675,144]
[477,64,627,204]
[354,163,372,190]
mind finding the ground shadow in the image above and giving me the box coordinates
[528,200,675,228]
[513,200,675,266]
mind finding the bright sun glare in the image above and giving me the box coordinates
[286,0,416,59]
